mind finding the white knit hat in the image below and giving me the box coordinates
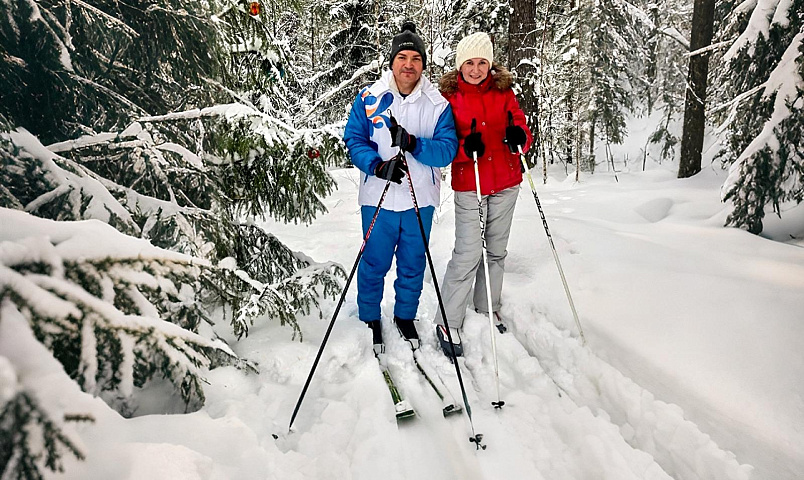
[455,32,493,70]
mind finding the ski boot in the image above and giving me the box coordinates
[436,324,463,358]
[394,316,420,349]
[367,320,385,356]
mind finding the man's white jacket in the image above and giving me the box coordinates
[343,70,458,211]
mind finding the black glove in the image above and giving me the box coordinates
[389,124,417,153]
[504,125,527,154]
[463,132,485,159]
[374,156,408,184]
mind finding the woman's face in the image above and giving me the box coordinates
[460,58,490,85]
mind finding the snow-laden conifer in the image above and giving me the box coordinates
[716,0,803,233]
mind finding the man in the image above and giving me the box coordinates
[343,21,458,354]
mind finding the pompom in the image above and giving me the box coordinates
[400,21,417,34]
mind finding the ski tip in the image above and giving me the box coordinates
[395,400,416,420]
[396,409,416,420]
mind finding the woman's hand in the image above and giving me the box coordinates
[504,125,527,154]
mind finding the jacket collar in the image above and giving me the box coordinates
[456,71,493,94]
[369,70,446,106]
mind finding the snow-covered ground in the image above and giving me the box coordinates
[3,160,803,479]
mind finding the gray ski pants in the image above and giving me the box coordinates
[435,185,519,329]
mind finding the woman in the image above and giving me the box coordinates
[435,32,532,357]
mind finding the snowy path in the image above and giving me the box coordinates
[246,168,753,479]
[36,166,797,479]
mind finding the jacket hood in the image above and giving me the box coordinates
[439,63,513,95]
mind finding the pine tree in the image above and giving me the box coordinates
[0,0,222,143]
[717,0,804,233]
[541,0,592,172]
[588,0,642,166]
[316,0,380,121]
[1,0,345,424]
[639,0,690,164]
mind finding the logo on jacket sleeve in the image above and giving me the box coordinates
[361,90,393,135]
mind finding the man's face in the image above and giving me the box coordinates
[392,51,423,94]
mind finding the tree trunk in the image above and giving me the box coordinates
[507,0,539,116]
[678,0,716,178]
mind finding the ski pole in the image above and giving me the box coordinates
[390,115,484,449]
[512,112,586,345]
[469,119,504,410]
[287,173,394,433]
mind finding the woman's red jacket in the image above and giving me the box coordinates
[440,65,533,194]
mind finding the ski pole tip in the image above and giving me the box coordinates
[469,434,486,450]
[492,401,505,409]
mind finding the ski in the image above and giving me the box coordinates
[377,355,416,420]
[410,347,463,417]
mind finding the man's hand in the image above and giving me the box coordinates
[374,156,409,184]
[389,123,417,153]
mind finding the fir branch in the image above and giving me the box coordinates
[67,0,141,38]
[0,391,92,479]
[300,59,381,121]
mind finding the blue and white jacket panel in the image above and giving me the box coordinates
[344,70,458,211]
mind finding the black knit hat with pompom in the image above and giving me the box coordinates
[389,21,427,69]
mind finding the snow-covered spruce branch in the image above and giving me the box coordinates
[226,258,345,340]
[300,60,381,121]
[0,387,92,479]
[67,0,141,38]
[710,83,767,128]
[1,263,239,412]
[0,217,265,414]
[3,130,140,235]
[70,73,148,114]
[658,26,691,50]
[28,2,74,73]
[686,39,734,57]
[620,0,690,50]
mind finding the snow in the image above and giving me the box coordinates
[3,162,803,479]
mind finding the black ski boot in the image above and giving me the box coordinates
[436,325,463,358]
[394,316,420,349]
[367,320,384,355]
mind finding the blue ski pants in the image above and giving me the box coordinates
[357,205,434,322]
